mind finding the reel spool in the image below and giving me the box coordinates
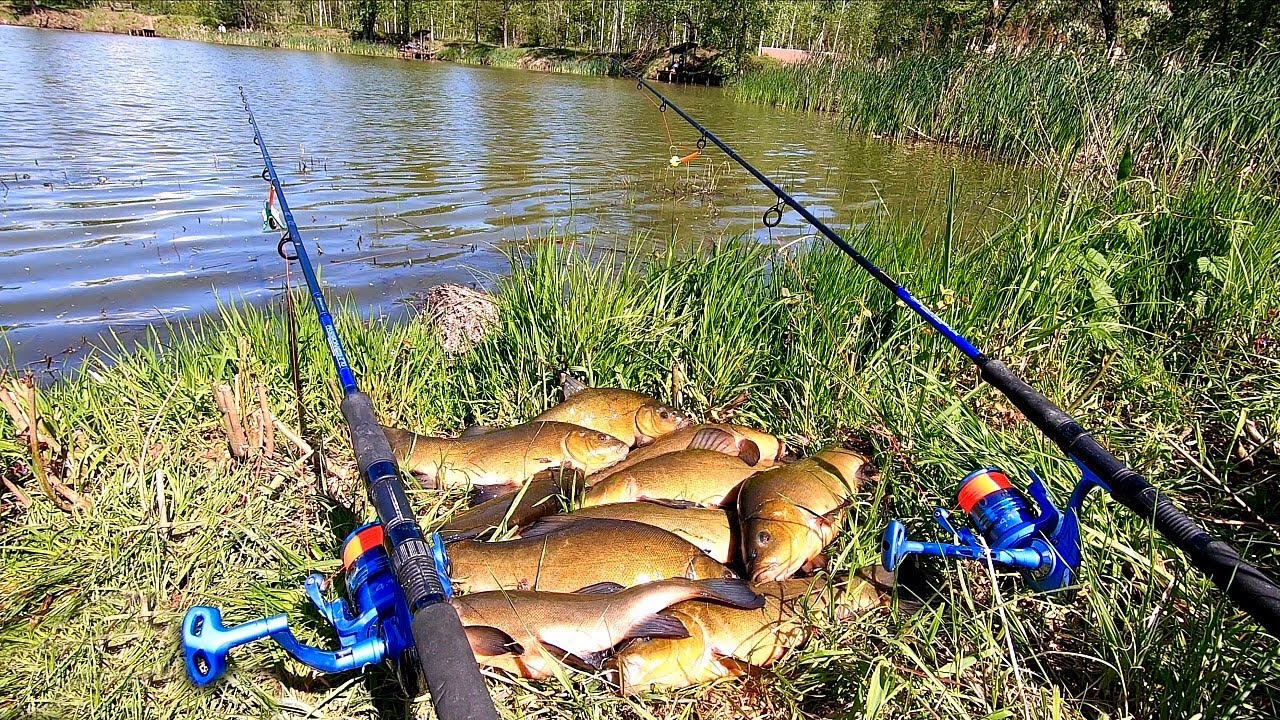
[882,466,1106,592]
[182,523,451,687]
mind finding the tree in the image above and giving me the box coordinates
[357,0,377,40]
[1098,0,1121,50]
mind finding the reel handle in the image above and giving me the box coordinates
[182,606,286,687]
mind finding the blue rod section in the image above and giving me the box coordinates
[240,89,359,393]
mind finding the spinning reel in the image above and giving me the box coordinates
[882,465,1106,591]
[182,523,449,686]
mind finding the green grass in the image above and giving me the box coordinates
[2,171,1279,717]
[730,52,1280,185]
[164,24,399,58]
[433,42,622,76]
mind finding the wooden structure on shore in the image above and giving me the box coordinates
[129,28,156,37]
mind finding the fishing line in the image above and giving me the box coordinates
[618,63,1280,636]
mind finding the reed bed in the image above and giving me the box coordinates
[730,52,1280,184]
[171,26,400,58]
[2,172,1278,718]
[433,43,621,76]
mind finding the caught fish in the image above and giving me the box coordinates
[437,469,586,542]
[738,445,879,583]
[611,573,888,693]
[527,502,735,563]
[581,448,759,508]
[446,518,737,593]
[455,577,764,680]
[594,424,785,481]
[532,376,690,447]
[381,421,628,489]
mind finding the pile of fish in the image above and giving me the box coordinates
[382,378,892,693]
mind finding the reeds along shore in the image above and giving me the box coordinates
[2,166,1279,717]
[730,51,1280,183]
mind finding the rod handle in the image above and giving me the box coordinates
[341,390,397,478]
[978,358,1280,635]
[412,602,499,720]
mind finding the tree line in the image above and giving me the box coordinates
[54,1,1280,61]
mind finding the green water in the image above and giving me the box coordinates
[0,25,1029,374]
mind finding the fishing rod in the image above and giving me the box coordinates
[620,64,1280,636]
[180,90,499,720]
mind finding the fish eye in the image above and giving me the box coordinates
[756,530,772,545]
[659,410,670,419]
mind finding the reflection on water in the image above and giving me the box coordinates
[0,25,1030,374]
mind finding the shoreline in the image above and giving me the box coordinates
[0,9,718,80]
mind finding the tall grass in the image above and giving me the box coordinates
[433,42,621,76]
[169,25,400,58]
[730,52,1280,183]
[3,173,1278,718]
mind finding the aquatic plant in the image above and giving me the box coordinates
[433,42,622,77]
[730,52,1280,184]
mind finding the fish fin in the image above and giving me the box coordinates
[471,483,518,504]
[794,501,847,529]
[801,554,829,574]
[465,626,524,657]
[438,527,483,544]
[518,514,580,538]
[539,642,605,671]
[560,373,589,398]
[688,427,738,455]
[820,504,847,528]
[411,472,440,490]
[736,439,761,467]
[691,579,765,609]
[621,614,690,641]
[714,656,753,677]
[575,581,626,594]
[637,497,705,510]
[459,425,497,438]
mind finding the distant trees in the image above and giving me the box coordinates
[96,0,1278,61]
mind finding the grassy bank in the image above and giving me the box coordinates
[3,170,1279,717]
[0,7,400,57]
[730,52,1280,183]
[431,42,620,76]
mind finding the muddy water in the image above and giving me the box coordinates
[0,26,1027,374]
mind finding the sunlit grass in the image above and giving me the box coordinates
[2,172,1278,718]
[433,42,621,76]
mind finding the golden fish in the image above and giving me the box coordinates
[526,502,735,562]
[581,449,759,508]
[532,376,690,447]
[381,421,627,488]
[738,445,878,583]
[611,574,887,693]
[455,577,763,680]
[437,468,586,542]
[594,424,784,481]
[446,518,737,593]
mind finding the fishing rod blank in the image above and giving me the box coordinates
[620,66,1280,636]
[238,89,498,720]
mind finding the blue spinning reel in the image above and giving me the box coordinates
[182,523,450,686]
[882,465,1106,591]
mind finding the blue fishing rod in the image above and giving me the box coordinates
[622,65,1280,635]
[180,90,498,720]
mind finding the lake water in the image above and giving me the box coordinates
[0,26,1027,375]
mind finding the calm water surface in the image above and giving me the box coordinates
[0,26,1028,374]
